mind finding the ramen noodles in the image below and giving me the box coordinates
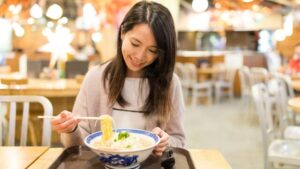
[91,115,154,150]
[99,115,114,144]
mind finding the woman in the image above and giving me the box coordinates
[51,1,185,156]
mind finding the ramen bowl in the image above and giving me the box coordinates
[84,128,160,169]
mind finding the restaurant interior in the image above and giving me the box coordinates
[1,0,300,168]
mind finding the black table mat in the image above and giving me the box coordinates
[49,146,195,169]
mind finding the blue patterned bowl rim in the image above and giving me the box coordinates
[84,128,160,153]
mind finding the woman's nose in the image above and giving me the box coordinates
[134,50,147,61]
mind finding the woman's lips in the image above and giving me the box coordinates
[130,58,143,68]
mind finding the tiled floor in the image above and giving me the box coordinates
[183,98,299,169]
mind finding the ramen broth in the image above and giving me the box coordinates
[90,132,154,150]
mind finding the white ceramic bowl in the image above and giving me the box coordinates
[84,128,160,169]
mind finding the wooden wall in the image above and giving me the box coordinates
[277,27,300,59]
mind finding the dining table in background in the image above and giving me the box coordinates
[0,78,81,97]
[197,67,224,82]
[292,80,300,91]
[288,97,300,113]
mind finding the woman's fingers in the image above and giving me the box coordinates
[152,127,162,135]
[152,127,169,156]
[51,111,80,133]
[154,145,167,152]
[153,146,167,156]
[56,118,77,132]
[154,128,169,146]
[156,140,168,148]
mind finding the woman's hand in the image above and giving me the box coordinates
[51,111,80,133]
[152,127,169,156]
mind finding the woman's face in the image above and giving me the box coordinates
[121,23,158,77]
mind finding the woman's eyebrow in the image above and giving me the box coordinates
[131,37,141,43]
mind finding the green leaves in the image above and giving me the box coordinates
[118,131,130,140]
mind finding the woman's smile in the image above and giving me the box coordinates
[129,56,145,68]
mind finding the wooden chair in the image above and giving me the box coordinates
[0,95,53,146]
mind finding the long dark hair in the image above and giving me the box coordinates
[103,1,176,127]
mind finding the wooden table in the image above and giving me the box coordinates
[0,146,49,169]
[198,67,223,75]
[26,147,232,169]
[197,67,224,82]
[0,147,233,169]
[291,74,300,81]
[0,78,81,97]
[189,149,232,169]
[28,148,64,169]
[288,97,300,113]
[292,80,300,91]
[0,73,27,84]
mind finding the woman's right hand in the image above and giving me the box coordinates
[51,111,80,133]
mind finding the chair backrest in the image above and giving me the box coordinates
[250,67,269,85]
[271,78,291,137]
[175,62,190,87]
[252,83,278,169]
[238,66,251,96]
[212,63,226,81]
[272,72,295,99]
[252,84,276,144]
[0,95,53,146]
[184,63,198,84]
[224,68,236,85]
[174,62,184,78]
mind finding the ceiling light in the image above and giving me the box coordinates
[46,4,63,20]
[192,0,209,13]
[30,4,43,19]
[92,32,102,43]
[243,0,254,2]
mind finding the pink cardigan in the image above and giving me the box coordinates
[61,63,186,148]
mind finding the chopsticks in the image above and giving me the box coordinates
[37,115,103,120]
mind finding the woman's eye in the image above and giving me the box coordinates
[131,42,139,47]
[149,49,158,54]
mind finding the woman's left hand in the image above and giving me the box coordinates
[152,127,169,156]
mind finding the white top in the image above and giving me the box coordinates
[112,78,149,130]
[112,78,148,129]
[112,109,146,129]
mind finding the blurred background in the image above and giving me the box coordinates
[2,0,300,169]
